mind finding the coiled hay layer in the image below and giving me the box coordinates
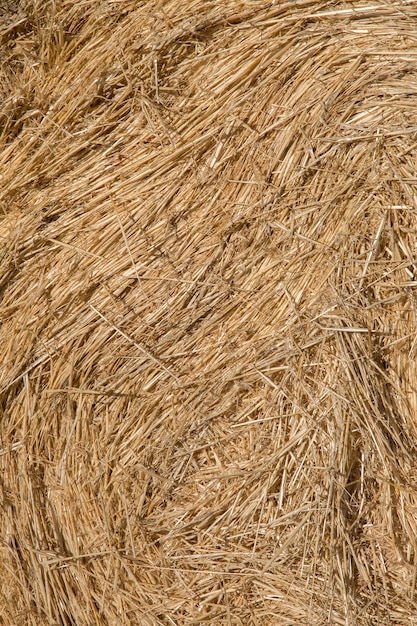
[1,1,417,624]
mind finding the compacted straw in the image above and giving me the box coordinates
[1,1,417,624]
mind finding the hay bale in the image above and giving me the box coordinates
[1,1,417,624]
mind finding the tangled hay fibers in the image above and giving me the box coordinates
[1,1,417,624]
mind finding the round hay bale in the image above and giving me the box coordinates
[1,1,417,624]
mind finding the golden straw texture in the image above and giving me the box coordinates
[1,1,417,624]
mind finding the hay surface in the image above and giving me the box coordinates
[1,1,417,624]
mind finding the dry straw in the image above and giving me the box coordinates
[1,0,417,624]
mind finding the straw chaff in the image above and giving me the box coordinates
[1,1,417,624]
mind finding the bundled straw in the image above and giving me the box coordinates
[1,1,417,624]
